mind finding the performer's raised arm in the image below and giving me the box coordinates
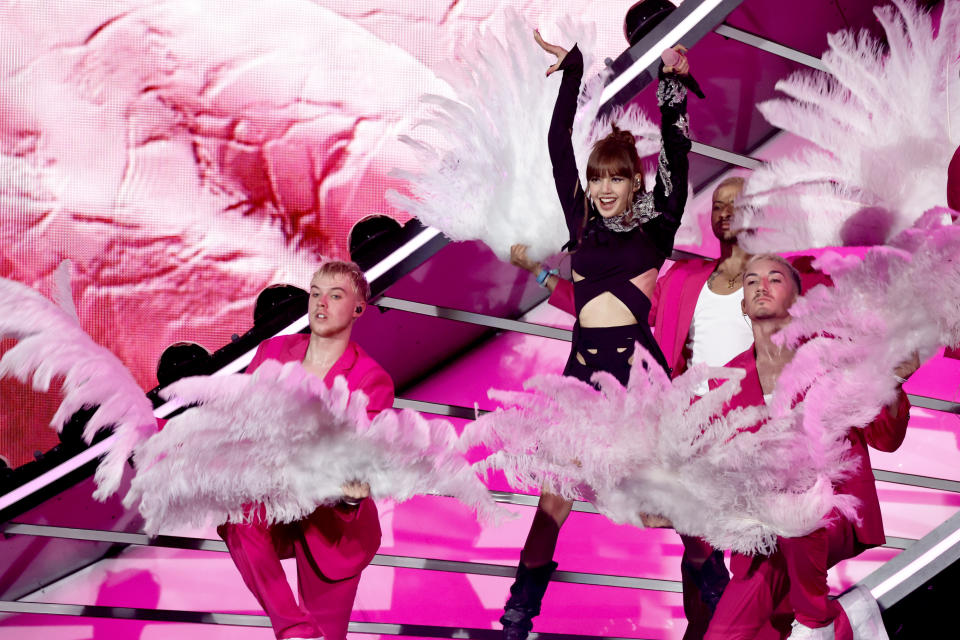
[537,31,585,242]
[642,45,693,257]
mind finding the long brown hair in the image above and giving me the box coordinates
[586,124,643,183]
[571,125,644,246]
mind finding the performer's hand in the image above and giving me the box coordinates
[341,481,370,501]
[510,244,540,274]
[893,350,922,383]
[533,29,568,76]
[663,44,690,76]
[640,512,673,528]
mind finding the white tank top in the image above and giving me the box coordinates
[687,281,754,395]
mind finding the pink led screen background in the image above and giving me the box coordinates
[0,0,638,467]
[3,4,960,638]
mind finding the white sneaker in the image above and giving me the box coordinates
[838,585,890,640]
[787,621,835,639]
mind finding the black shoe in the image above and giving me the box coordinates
[682,549,730,613]
[500,561,558,640]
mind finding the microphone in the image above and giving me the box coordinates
[660,48,682,68]
[661,48,705,99]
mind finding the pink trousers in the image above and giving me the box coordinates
[705,515,862,640]
[218,515,368,640]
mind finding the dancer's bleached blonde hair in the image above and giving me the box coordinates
[312,260,370,301]
[744,253,802,294]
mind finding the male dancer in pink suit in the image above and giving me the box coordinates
[704,253,917,640]
[217,260,394,640]
[513,177,830,638]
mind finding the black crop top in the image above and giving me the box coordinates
[549,45,691,321]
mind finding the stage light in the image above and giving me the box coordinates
[253,284,308,327]
[624,0,675,45]
[350,215,402,258]
[156,342,213,387]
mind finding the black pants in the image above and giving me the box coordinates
[562,322,669,386]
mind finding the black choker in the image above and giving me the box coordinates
[599,192,657,232]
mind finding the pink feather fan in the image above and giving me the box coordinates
[0,260,157,499]
[773,213,960,443]
[738,0,960,251]
[127,359,499,533]
[465,345,860,555]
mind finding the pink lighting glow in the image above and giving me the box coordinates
[2,1,959,639]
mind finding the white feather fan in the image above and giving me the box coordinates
[126,358,498,533]
[465,347,859,555]
[0,261,157,499]
[386,11,685,262]
[773,212,960,436]
[386,11,594,262]
[739,0,960,251]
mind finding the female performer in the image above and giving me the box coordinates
[501,30,693,639]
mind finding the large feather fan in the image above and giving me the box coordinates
[386,11,594,261]
[773,212,960,436]
[0,261,157,499]
[738,0,960,251]
[464,347,859,556]
[386,11,685,261]
[126,358,498,533]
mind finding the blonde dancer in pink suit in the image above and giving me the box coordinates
[217,260,394,640]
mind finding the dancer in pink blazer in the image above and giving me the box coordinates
[217,260,394,640]
[703,253,915,640]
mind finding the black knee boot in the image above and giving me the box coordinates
[500,561,558,640]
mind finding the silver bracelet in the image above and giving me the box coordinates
[893,374,907,385]
[341,496,363,507]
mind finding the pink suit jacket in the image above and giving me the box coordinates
[550,255,832,379]
[648,259,716,377]
[246,333,394,419]
[236,332,394,581]
[719,347,910,547]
